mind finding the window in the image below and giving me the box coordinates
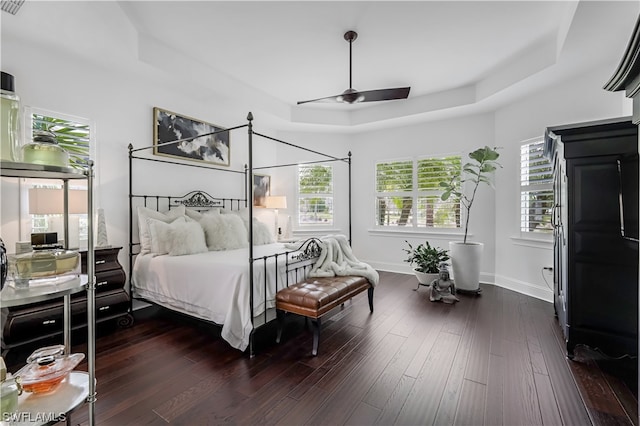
[30,111,91,168]
[298,164,333,225]
[376,156,461,228]
[520,139,553,234]
[24,109,93,246]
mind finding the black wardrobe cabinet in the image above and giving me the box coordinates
[544,117,638,359]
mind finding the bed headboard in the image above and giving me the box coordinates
[129,190,246,256]
[169,190,245,211]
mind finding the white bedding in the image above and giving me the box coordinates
[132,242,304,351]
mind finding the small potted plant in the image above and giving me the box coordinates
[403,240,450,287]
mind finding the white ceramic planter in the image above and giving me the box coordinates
[449,241,484,292]
[413,269,438,286]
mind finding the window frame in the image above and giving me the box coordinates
[374,154,463,231]
[19,107,95,246]
[296,163,334,227]
[519,137,553,238]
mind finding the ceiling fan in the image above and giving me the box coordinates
[297,30,411,105]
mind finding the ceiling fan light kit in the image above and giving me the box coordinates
[297,30,411,105]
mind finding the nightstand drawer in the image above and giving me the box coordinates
[2,302,64,345]
[71,290,130,322]
[81,246,123,274]
[94,268,126,292]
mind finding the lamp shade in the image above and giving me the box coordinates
[265,196,287,210]
[28,188,87,215]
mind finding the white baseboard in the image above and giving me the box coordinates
[492,273,553,302]
[364,260,553,303]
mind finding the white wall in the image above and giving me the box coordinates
[493,64,630,301]
[350,113,496,279]
[270,131,352,239]
[1,10,279,272]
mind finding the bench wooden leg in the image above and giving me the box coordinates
[368,287,374,313]
[312,317,321,356]
[276,309,285,344]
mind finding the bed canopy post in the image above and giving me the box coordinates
[128,143,134,314]
[348,151,352,246]
[244,164,248,208]
[247,111,256,357]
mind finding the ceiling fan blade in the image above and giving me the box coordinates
[297,87,411,105]
[358,87,411,102]
[296,94,343,105]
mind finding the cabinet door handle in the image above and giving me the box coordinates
[97,281,108,287]
[42,319,56,325]
[95,260,106,265]
[99,306,110,311]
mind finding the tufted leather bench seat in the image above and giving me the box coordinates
[275,275,374,356]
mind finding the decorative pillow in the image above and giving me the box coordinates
[168,220,208,256]
[199,212,248,251]
[148,216,186,255]
[137,205,186,254]
[185,208,220,221]
[252,219,275,245]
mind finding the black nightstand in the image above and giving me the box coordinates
[78,246,132,328]
[1,247,132,355]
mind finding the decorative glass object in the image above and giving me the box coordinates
[0,71,21,162]
[8,249,80,289]
[22,130,69,167]
[15,345,84,393]
[0,376,22,415]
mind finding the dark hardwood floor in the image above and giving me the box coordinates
[6,271,638,425]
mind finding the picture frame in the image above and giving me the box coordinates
[153,107,230,167]
[253,174,270,207]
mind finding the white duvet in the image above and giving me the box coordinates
[132,243,301,351]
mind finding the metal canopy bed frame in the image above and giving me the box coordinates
[127,112,352,355]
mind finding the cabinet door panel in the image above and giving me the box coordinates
[572,161,620,230]
[572,261,638,338]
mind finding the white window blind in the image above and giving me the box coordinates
[417,156,461,228]
[376,156,461,228]
[298,164,333,225]
[520,139,553,233]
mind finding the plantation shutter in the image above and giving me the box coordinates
[520,139,553,233]
[375,160,414,226]
[416,156,461,228]
[298,165,333,225]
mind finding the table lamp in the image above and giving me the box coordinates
[265,195,287,240]
[28,188,87,249]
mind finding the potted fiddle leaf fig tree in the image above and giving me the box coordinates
[403,240,449,288]
[440,146,501,293]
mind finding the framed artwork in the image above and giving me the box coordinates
[153,107,230,166]
[253,174,270,207]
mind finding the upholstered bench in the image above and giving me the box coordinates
[275,275,374,356]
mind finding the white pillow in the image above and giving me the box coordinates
[199,212,248,251]
[148,216,186,255]
[252,219,275,245]
[220,208,274,245]
[185,208,220,221]
[168,220,208,256]
[137,205,186,254]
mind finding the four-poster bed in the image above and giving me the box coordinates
[127,112,352,355]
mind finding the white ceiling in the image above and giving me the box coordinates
[2,1,639,132]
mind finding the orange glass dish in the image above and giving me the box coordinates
[15,350,84,394]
